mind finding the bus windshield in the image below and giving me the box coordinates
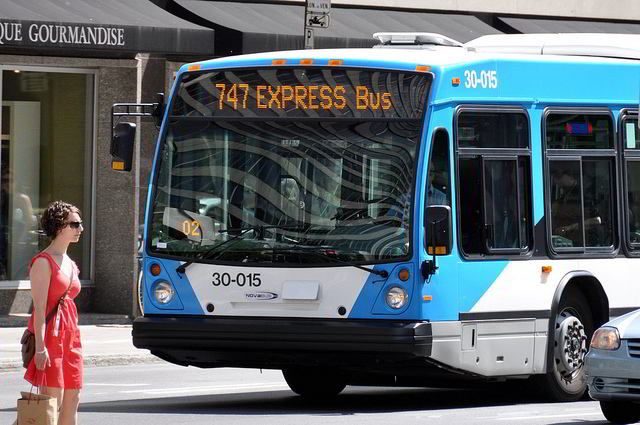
[149,67,430,265]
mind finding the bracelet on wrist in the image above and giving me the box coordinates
[35,348,48,355]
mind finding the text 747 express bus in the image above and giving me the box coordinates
[111,32,640,401]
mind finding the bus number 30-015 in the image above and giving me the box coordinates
[463,70,498,89]
[212,272,262,287]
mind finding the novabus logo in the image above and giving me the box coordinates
[245,292,278,300]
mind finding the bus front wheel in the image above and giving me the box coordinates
[282,368,347,399]
[537,289,593,402]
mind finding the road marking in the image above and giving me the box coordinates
[0,339,131,348]
[85,383,149,387]
[495,411,602,421]
[120,382,289,395]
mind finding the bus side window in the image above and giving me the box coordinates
[484,159,519,249]
[459,156,483,254]
[427,129,451,207]
[549,161,584,247]
[623,116,640,250]
[457,110,532,256]
[545,112,616,252]
[628,161,640,246]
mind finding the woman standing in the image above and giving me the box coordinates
[25,201,84,425]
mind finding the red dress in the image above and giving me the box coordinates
[24,252,83,389]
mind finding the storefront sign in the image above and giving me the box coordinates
[0,20,126,48]
[0,17,214,56]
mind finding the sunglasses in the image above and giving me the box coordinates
[65,221,83,229]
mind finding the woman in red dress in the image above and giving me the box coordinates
[25,201,84,425]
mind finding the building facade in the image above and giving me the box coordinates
[0,0,213,316]
[1,0,638,316]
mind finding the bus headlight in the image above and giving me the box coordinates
[386,286,408,309]
[154,281,174,304]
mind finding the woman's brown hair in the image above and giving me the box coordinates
[40,201,81,238]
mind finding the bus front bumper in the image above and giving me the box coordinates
[132,315,432,370]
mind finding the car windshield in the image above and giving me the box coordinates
[148,67,429,265]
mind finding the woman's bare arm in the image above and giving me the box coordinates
[29,257,51,369]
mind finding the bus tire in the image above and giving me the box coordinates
[599,401,640,424]
[537,288,593,402]
[282,368,347,399]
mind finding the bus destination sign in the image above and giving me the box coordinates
[173,68,430,119]
[211,83,392,112]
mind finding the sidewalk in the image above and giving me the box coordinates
[0,314,160,372]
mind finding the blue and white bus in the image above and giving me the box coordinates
[112,32,640,401]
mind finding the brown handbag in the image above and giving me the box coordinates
[21,270,73,368]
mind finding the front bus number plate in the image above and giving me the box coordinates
[212,272,262,287]
[282,281,319,300]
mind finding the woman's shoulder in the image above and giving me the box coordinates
[32,251,53,263]
[30,254,52,276]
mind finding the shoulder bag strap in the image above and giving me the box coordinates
[43,265,74,325]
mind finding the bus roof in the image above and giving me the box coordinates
[183,33,640,76]
[186,45,470,69]
[178,33,640,107]
[466,33,640,60]
[185,33,640,72]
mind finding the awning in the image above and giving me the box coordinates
[174,0,501,55]
[499,17,640,34]
[0,0,214,57]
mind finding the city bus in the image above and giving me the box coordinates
[112,32,640,401]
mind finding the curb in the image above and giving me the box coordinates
[0,354,162,373]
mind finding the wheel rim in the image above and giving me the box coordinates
[553,307,587,390]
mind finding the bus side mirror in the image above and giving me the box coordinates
[425,205,452,255]
[422,205,452,278]
[111,122,136,172]
[152,93,165,127]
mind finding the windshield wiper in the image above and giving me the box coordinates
[175,224,307,274]
[270,246,389,278]
[220,224,307,240]
[176,227,254,273]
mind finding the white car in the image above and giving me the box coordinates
[585,309,640,424]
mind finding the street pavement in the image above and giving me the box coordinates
[0,315,611,425]
[0,314,159,372]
